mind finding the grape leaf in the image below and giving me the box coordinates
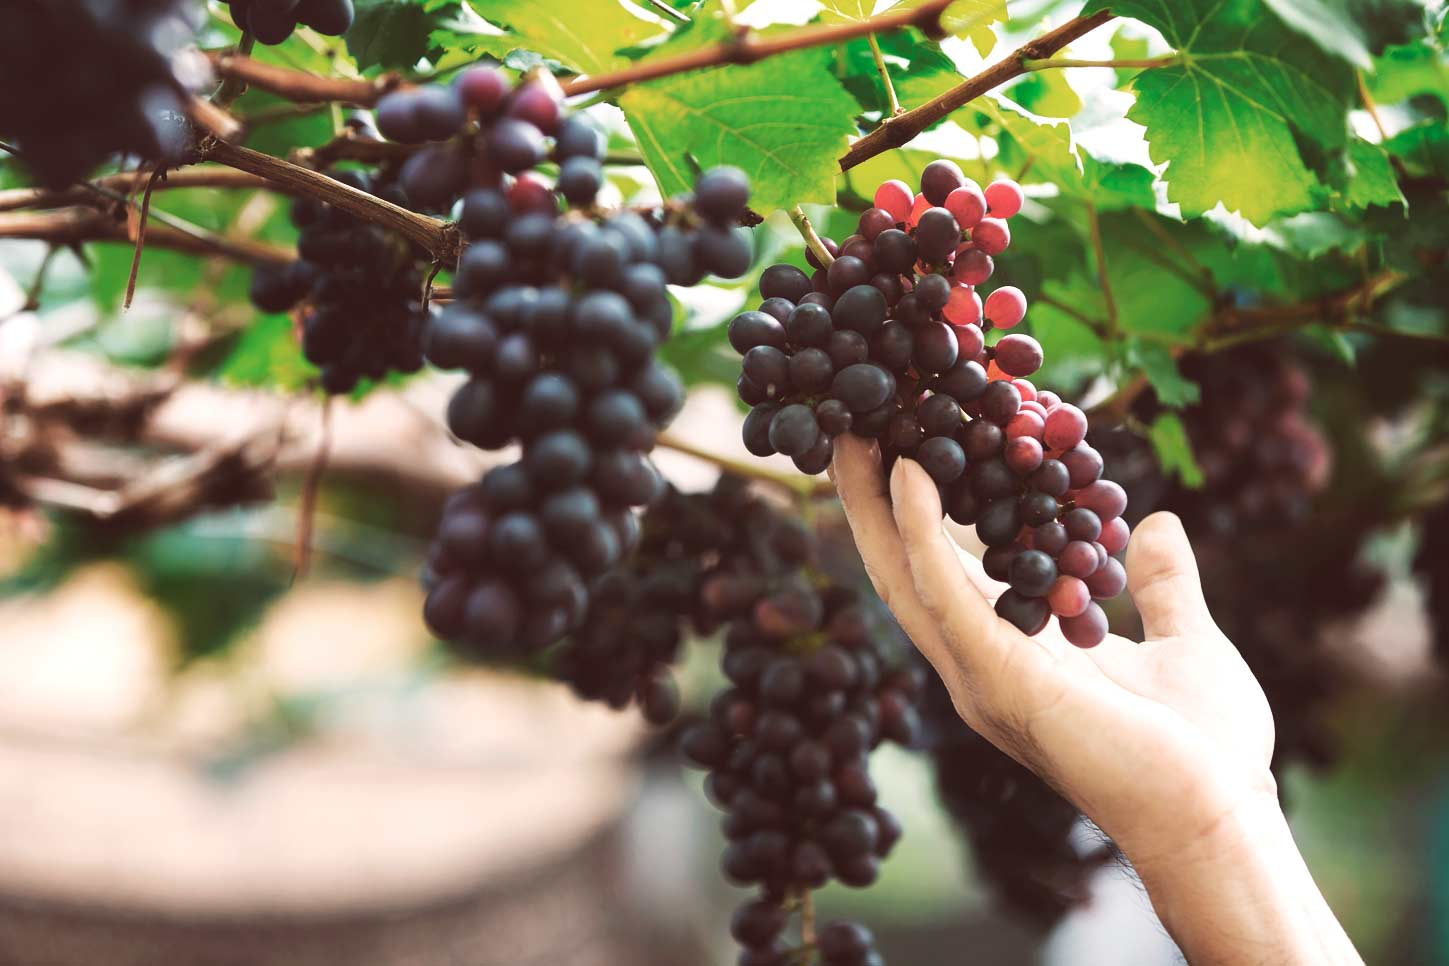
[1338,138,1407,210]
[1149,413,1204,487]
[838,30,961,116]
[1021,277,1108,390]
[1084,0,1355,224]
[1263,212,1366,258]
[348,0,437,71]
[1384,120,1449,178]
[1259,0,1371,67]
[1132,342,1200,406]
[1012,69,1083,119]
[619,49,858,212]
[217,313,313,391]
[469,0,660,75]
[1370,40,1449,111]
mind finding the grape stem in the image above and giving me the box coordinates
[643,0,692,25]
[1020,54,1181,71]
[212,30,256,108]
[1356,71,1391,143]
[790,205,836,268]
[799,889,816,945]
[122,165,167,311]
[655,431,835,498]
[0,169,284,213]
[838,11,1115,171]
[868,33,902,115]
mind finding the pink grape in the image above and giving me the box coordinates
[951,245,994,285]
[859,207,895,239]
[994,333,1043,377]
[1019,399,1048,419]
[456,66,508,115]
[952,321,985,357]
[1058,541,1100,579]
[1092,541,1110,571]
[1043,403,1088,450]
[943,285,982,325]
[1037,390,1061,410]
[1005,436,1044,474]
[1006,410,1045,440]
[1061,444,1103,488]
[1061,602,1108,647]
[1048,576,1090,618]
[1073,479,1128,520]
[507,171,557,214]
[874,180,913,223]
[985,179,1025,218]
[907,192,931,228]
[1012,378,1037,401]
[972,216,1011,255]
[1085,557,1126,599]
[945,185,987,229]
[1099,516,1130,555]
[983,285,1027,328]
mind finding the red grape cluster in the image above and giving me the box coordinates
[0,0,199,187]
[222,0,353,45]
[248,167,429,394]
[674,480,919,966]
[729,160,1128,647]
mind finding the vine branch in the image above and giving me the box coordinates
[838,11,1115,171]
[0,168,277,214]
[0,207,294,266]
[1021,55,1180,71]
[198,137,460,261]
[206,49,400,104]
[868,33,901,115]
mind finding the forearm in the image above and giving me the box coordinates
[1131,795,1362,965]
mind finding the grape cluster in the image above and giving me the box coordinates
[670,480,918,966]
[416,70,753,658]
[730,161,1128,647]
[0,0,199,187]
[222,0,354,45]
[247,168,428,394]
[1175,349,1331,533]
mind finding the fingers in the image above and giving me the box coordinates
[1126,511,1218,640]
[831,437,955,669]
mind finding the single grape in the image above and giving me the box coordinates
[975,497,1022,546]
[456,65,509,116]
[915,273,952,311]
[1043,403,1089,450]
[729,310,788,354]
[980,380,1021,425]
[1020,489,1059,527]
[1073,479,1128,520]
[995,589,1050,635]
[816,398,853,436]
[972,217,1012,255]
[873,180,914,223]
[870,321,914,371]
[743,403,780,457]
[1048,575,1091,619]
[1100,516,1131,555]
[1006,410,1045,441]
[742,345,790,398]
[1058,540,1101,578]
[917,393,963,437]
[769,404,822,457]
[828,255,873,293]
[944,185,988,230]
[1063,507,1103,543]
[1008,549,1057,597]
[951,319,985,358]
[917,437,966,484]
[984,179,1025,218]
[695,166,751,225]
[1061,601,1108,647]
[788,347,835,394]
[994,333,1044,377]
[873,228,917,274]
[760,264,812,303]
[960,417,1004,460]
[983,285,1028,328]
[1030,459,1071,497]
[858,207,896,239]
[834,284,889,336]
[1061,444,1104,488]
[827,329,871,370]
[1033,520,1069,555]
[952,246,993,285]
[915,208,962,263]
[1005,436,1044,475]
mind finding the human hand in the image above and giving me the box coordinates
[831,435,1361,964]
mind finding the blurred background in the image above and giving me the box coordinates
[2,0,1449,963]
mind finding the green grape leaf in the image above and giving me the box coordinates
[1131,342,1200,406]
[1084,0,1355,224]
[1263,211,1366,258]
[348,0,438,71]
[1012,69,1083,119]
[619,48,858,213]
[469,0,660,75]
[1108,24,1154,85]
[1149,413,1204,487]
[1025,275,1109,389]
[838,29,961,116]
[1369,40,1449,110]
[1384,120,1449,178]
[1338,138,1407,210]
[982,94,1080,181]
[216,314,314,392]
[1259,0,1371,67]
[1305,326,1358,365]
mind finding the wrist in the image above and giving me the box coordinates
[1129,789,1361,965]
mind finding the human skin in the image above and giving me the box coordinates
[830,435,1362,965]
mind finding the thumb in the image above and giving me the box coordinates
[1125,512,1217,640]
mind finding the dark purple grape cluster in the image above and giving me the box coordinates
[247,168,428,394]
[1176,349,1331,533]
[418,150,752,656]
[676,482,922,966]
[730,161,1129,647]
[222,0,353,46]
[0,0,199,187]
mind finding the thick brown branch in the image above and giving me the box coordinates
[559,0,954,96]
[0,208,294,267]
[838,11,1115,171]
[0,168,278,214]
[207,50,400,105]
[199,138,461,261]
